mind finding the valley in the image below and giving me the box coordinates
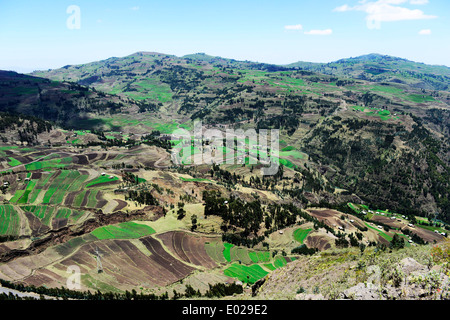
[0,52,449,301]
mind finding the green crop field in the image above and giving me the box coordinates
[27,173,53,203]
[49,171,86,204]
[263,263,277,271]
[281,146,295,152]
[230,247,253,264]
[405,94,436,103]
[86,189,100,208]
[73,190,88,207]
[223,263,269,284]
[0,205,20,236]
[351,105,397,121]
[293,228,312,244]
[86,175,119,187]
[279,149,304,160]
[25,157,73,171]
[91,221,156,240]
[248,251,271,263]
[55,207,72,219]
[21,205,56,226]
[41,170,71,204]
[278,158,294,168]
[16,180,37,204]
[370,85,404,95]
[223,242,234,262]
[273,256,288,269]
[364,222,393,242]
[7,157,22,167]
[179,177,212,183]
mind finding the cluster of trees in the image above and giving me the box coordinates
[0,235,19,243]
[176,202,186,220]
[303,113,450,224]
[0,278,242,301]
[334,231,365,248]
[203,191,264,238]
[0,112,53,145]
[122,171,143,185]
[173,282,243,299]
[82,137,137,149]
[291,244,317,255]
[256,114,299,136]
[137,101,159,113]
[141,131,172,150]
[389,233,406,249]
[0,293,38,300]
[221,233,266,248]
[125,189,159,206]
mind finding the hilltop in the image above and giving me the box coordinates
[287,53,450,91]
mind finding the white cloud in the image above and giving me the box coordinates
[410,0,429,5]
[304,29,333,36]
[284,24,303,30]
[334,4,351,12]
[130,6,140,11]
[334,0,437,29]
[419,29,431,35]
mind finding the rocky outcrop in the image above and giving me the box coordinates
[339,258,450,300]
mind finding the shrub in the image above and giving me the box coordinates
[430,238,450,268]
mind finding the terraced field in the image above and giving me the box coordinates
[157,231,218,269]
[92,222,156,240]
[0,223,298,291]
[224,264,269,284]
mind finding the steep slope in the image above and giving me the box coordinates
[0,71,140,130]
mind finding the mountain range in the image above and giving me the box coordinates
[0,51,449,301]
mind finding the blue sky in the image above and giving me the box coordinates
[0,0,449,72]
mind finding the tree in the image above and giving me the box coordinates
[389,233,405,249]
[177,202,186,220]
[191,214,198,231]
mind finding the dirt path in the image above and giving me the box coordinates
[154,151,170,169]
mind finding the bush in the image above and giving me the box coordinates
[431,238,450,267]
